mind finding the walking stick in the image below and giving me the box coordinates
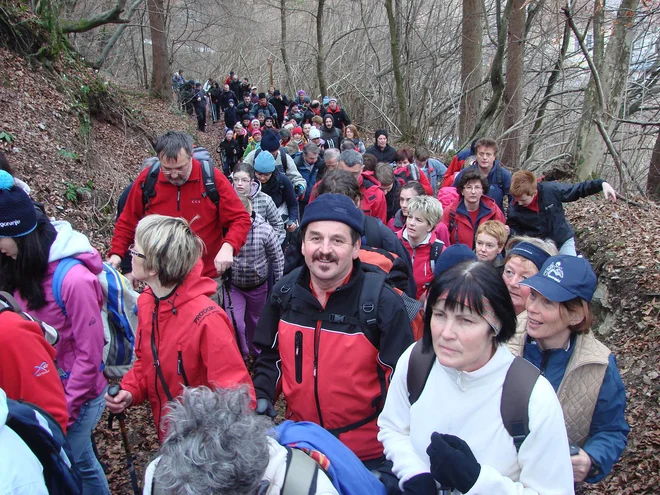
[221,269,242,348]
[108,384,140,495]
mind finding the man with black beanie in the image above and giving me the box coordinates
[365,129,397,163]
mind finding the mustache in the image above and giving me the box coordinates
[313,252,338,263]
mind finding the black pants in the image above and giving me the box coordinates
[363,458,401,495]
[196,109,206,132]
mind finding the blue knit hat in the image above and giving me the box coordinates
[433,244,478,277]
[300,194,364,235]
[254,151,276,173]
[0,171,37,238]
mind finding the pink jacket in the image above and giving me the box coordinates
[14,222,107,426]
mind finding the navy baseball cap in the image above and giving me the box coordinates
[520,255,597,303]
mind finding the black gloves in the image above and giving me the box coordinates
[255,398,277,418]
[294,184,305,199]
[426,433,481,493]
[402,473,437,494]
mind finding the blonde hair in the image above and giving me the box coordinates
[135,215,205,287]
[407,195,443,229]
[505,235,558,256]
[238,194,252,215]
[476,220,508,248]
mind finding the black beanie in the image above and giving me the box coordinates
[261,130,280,152]
[0,170,37,238]
[375,129,388,140]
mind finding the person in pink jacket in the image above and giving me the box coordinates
[0,171,109,494]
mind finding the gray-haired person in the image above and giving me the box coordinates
[143,386,338,494]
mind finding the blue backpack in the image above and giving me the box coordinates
[6,398,82,494]
[52,258,139,378]
[275,420,386,495]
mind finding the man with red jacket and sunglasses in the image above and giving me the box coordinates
[108,131,251,302]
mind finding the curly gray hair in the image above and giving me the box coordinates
[154,386,272,495]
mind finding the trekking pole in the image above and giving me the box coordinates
[221,269,242,347]
[107,384,140,495]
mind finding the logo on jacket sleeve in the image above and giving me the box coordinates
[543,261,564,282]
[34,361,50,377]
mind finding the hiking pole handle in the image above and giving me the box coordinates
[107,384,126,426]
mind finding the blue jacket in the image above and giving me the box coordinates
[453,161,511,212]
[275,420,386,495]
[523,336,629,483]
[294,154,326,210]
[507,179,604,248]
[421,158,446,194]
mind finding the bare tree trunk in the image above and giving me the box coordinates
[648,127,660,199]
[459,0,483,143]
[93,0,144,69]
[385,0,412,139]
[573,0,639,179]
[500,0,525,169]
[147,0,169,99]
[139,7,149,90]
[280,0,294,96]
[316,0,327,97]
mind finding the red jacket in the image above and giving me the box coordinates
[397,230,445,299]
[110,159,251,278]
[121,261,254,438]
[393,165,434,195]
[359,172,387,224]
[0,312,69,432]
[441,195,505,249]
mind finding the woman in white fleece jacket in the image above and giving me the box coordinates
[378,261,574,495]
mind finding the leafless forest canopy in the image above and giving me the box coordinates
[60,0,660,196]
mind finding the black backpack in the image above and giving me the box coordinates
[5,399,83,494]
[407,340,540,452]
[141,147,219,211]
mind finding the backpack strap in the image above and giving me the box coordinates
[429,241,444,273]
[282,447,319,495]
[448,210,459,245]
[358,271,385,334]
[407,340,436,405]
[0,291,26,316]
[362,216,383,249]
[501,356,540,452]
[280,147,290,172]
[199,159,219,208]
[52,258,84,316]
[141,160,162,211]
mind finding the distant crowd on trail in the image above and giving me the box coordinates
[0,69,629,495]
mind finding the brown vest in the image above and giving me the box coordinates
[505,326,610,446]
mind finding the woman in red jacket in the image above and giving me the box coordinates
[397,195,446,299]
[441,169,505,248]
[105,215,253,438]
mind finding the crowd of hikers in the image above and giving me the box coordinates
[0,73,630,495]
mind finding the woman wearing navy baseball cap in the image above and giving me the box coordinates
[516,255,629,487]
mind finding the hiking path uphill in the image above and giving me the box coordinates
[1,44,659,494]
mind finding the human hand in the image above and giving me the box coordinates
[571,448,592,482]
[286,220,298,233]
[402,473,437,494]
[255,398,277,418]
[107,254,122,269]
[105,389,133,415]
[214,243,235,275]
[602,182,617,202]
[426,433,480,493]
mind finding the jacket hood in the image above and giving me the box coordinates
[148,259,218,315]
[0,389,7,428]
[249,179,261,198]
[48,220,102,275]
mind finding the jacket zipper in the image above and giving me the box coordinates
[295,331,303,384]
[313,319,324,427]
[177,187,181,211]
[539,350,551,376]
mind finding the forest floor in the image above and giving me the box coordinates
[1,45,658,494]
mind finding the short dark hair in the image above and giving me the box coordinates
[362,153,378,172]
[316,169,361,204]
[233,161,254,178]
[475,137,498,155]
[414,147,431,161]
[374,163,395,187]
[456,169,488,195]
[401,180,427,197]
[393,148,413,164]
[423,261,517,351]
[155,131,193,161]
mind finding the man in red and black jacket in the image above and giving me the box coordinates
[108,131,251,298]
[326,97,351,131]
[252,194,413,466]
[339,150,387,223]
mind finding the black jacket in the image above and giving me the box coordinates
[365,144,397,163]
[269,96,289,126]
[237,101,252,121]
[506,179,604,247]
[219,90,237,110]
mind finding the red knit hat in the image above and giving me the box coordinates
[293,127,303,136]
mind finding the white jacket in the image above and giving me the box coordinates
[378,344,574,494]
[0,388,48,495]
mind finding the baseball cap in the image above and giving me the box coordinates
[520,255,597,302]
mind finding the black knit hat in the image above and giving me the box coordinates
[258,92,267,99]
[0,170,37,238]
[375,129,388,139]
[300,194,364,235]
[261,130,280,152]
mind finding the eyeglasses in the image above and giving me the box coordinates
[128,244,146,259]
[464,185,483,192]
[233,177,251,184]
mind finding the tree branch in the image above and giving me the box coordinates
[92,0,144,69]
[60,0,130,33]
